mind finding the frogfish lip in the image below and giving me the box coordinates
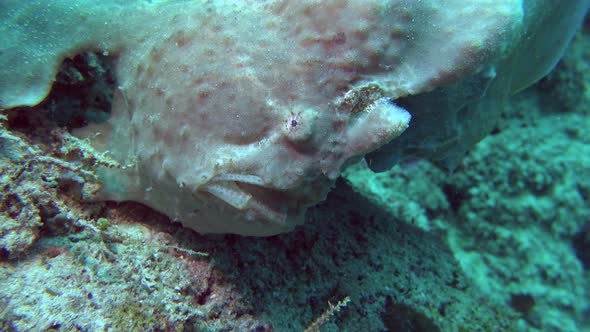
[201,173,322,227]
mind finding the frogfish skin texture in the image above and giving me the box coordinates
[103,1,414,235]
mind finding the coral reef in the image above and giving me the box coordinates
[447,111,589,332]
[0,117,106,259]
[344,26,590,331]
[0,2,588,331]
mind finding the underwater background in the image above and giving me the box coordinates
[0,4,589,332]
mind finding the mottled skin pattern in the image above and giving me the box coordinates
[101,1,416,235]
[85,0,533,235]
